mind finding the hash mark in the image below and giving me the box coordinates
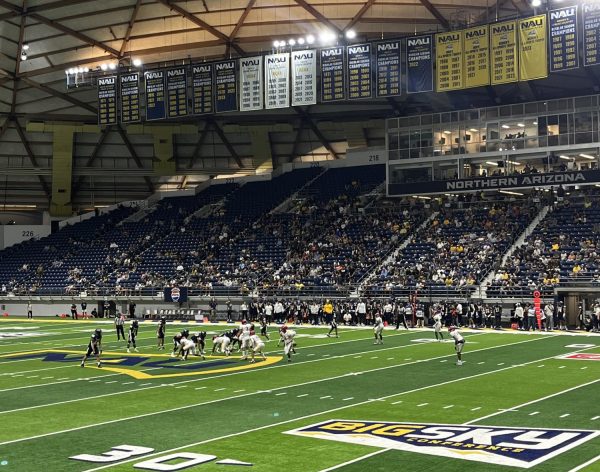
[320,395,332,399]
[560,413,570,418]
[443,405,454,409]
[275,392,287,396]
[343,397,354,401]
[529,412,539,416]
[592,416,600,421]
[234,389,245,393]
[214,387,226,391]
[391,400,403,405]
[297,394,309,398]
[417,403,429,407]
[194,387,206,390]
[471,407,481,411]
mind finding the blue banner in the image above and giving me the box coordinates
[97,76,117,126]
[584,3,600,66]
[375,40,401,97]
[347,43,372,99]
[214,60,238,113]
[144,69,166,121]
[120,73,140,123]
[166,67,188,118]
[406,35,433,93]
[164,287,188,303]
[191,64,213,115]
[549,6,578,72]
[320,47,345,102]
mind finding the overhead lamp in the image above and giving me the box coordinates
[443,130,451,134]
[108,63,117,70]
[345,29,356,39]
[298,37,305,45]
[559,155,571,160]
[531,0,541,6]
[469,128,479,132]
[517,123,525,127]
[319,31,336,44]
[485,161,499,166]
[288,38,296,46]
[132,58,142,67]
[306,34,315,44]
[533,121,538,125]
[501,124,510,129]
[83,67,89,73]
[22,44,29,51]
[507,160,520,165]
[580,153,595,159]
[20,52,27,61]
[499,190,524,196]
[100,63,108,71]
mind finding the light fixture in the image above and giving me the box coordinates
[531,0,541,6]
[533,121,538,125]
[559,155,571,160]
[469,128,479,132]
[298,37,305,45]
[320,31,336,44]
[83,67,89,73]
[485,161,499,166]
[20,52,27,61]
[288,38,296,46]
[517,123,525,127]
[507,160,520,165]
[345,29,356,39]
[100,63,108,71]
[273,40,280,48]
[499,190,524,196]
[306,34,315,44]
[108,63,117,70]
[22,44,29,51]
[501,124,510,129]
[580,153,595,159]
[132,58,142,67]
[443,130,451,134]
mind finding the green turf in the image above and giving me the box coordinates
[1,319,599,472]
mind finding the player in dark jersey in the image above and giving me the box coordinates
[229,328,241,351]
[157,316,166,350]
[259,316,270,340]
[171,332,183,358]
[195,331,207,355]
[81,329,102,368]
[326,312,339,338]
[131,319,139,336]
[126,321,139,353]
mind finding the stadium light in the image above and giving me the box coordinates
[108,63,117,70]
[132,58,142,67]
[306,35,315,44]
[531,0,541,6]
[273,40,280,48]
[499,190,524,196]
[319,31,336,44]
[517,123,525,127]
[22,44,29,51]
[20,52,27,61]
[485,161,499,166]
[580,153,595,159]
[288,39,296,46]
[298,37,305,45]
[345,29,357,39]
[559,155,571,160]
[100,63,108,71]
[501,124,510,129]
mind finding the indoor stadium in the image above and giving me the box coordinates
[1,0,600,471]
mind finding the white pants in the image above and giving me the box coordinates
[253,342,265,353]
[284,341,294,355]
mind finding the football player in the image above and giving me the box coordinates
[157,316,166,350]
[280,325,297,362]
[212,334,231,356]
[326,311,339,338]
[81,328,102,368]
[194,331,207,356]
[433,310,444,341]
[171,331,184,358]
[249,332,266,363]
[448,326,465,366]
[373,314,384,344]
[126,321,139,353]
[239,320,252,360]
[259,316,270,341]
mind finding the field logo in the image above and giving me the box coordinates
[285,420,600,469]
[171,287,181,302]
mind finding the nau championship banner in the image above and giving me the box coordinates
[265,53,290,109]
[120,72,140,123]
[406,35,433,93]
[144,69,166,121]
[347,43,372,99]
[490,20,518,85]
[291,50,317,106]
[240,56,263,111]
[191,64,213,115]
[97,76,117,125]
[163,287,188,303]
[549,6,579,72]
[375,40,401,97]
[166,67,188,118]
[463,26,490,88]
[519,15,548,81]
[214,60,238,113]
[388,170,600,196]
[320,47,346,102]
[583,3,600,66]
[435,31,463,91]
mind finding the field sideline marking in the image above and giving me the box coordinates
[0,334,555,448]
[318,449,390,472]
[79,338,594,472]
[569,453,600,472]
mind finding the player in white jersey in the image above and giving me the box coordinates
[239,320,252,360]
[373,314,384,344]
[212,335,231,356]
[280,326,297,362]
[448,326,465,365]
[180,337,196,360]
[433,311,444,341]
[249,333,266,363]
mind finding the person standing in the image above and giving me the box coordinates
[448,326,465,366]
[273,299,284,324]
[395,302,408,330]
[81,301,88,319]
[128,302,136,319]
[544,302,554,331]
[356,299,367,326]
[383,300,393,325]
[433,309,443,341]
[527,303,537,331]
[81,329,102,368]
[115,312,125,341]
[373,313,384,345]
[157,315,166,350]
[240,300,249,322]
[226,299,233,323]
[557,301,566,330]
[209,298,218,321]
[494,303,502,329]
[126,320,139,353]
[515,303,524,330]
[70,303,78,320]
[27,301,33,319]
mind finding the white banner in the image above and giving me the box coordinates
[291,50,317,106]
[265,53,290,109]
[239,56,263,111]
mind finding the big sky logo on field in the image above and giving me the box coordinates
[0,349,282,379]
[285,420,600,468]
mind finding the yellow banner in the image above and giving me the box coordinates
[436,31,463,91]
[463,25,489,88]
[519,14,548,80]
[490,20,518,85]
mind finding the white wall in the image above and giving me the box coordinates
[1,225,51,250]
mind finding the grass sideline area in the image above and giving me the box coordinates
[0,319,599,471]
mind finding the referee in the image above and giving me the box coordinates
[115,312,125,341]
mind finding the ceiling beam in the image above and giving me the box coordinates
[294,107,341,159]
[11,1,26,114]
[230,0,256,41]
[293,0,343,34]
[14,117,51,197]
[418,0,450,30]
[289,118,305,162]
[72,126,111,198]
[116,126,154,193]
[187,120,212,169]
[20,77,97,114]
[344,0,376,31]
[119,0,143,57]
[156,0,245,55]
[209,117,243,168]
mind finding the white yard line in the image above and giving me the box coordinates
[568,453,600,472]
[318,449,390,472]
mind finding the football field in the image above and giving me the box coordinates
[1,319,600,472]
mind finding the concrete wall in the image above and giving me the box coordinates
[1,225,52,250]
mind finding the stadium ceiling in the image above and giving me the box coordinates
[0,0,597,211]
